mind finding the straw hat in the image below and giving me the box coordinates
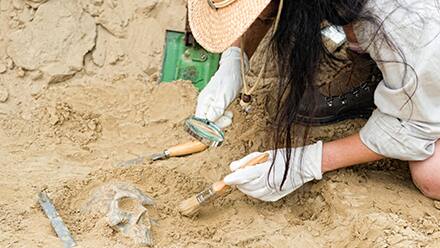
[188,0,272,53]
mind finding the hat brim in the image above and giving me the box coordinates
[188,0,272,53]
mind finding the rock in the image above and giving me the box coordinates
[12,0,25,10]
[80,0,132,38]
[123,17,163,74]
[92,26,107,67]
[121,0,185,73]
[434,201,440,210]
[25,0,48,9]
[30,81,47,98]
[19,6,35,23]
[16,67,25,77]
[7,0,96,83]
[92,0,103,7]
[91,25,123,67]
[0,87,9,103]
[135,1,159,17]
[30,70,43,80]
[0,63,6,74]
[5,57,14,70]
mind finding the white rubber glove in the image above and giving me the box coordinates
[214,111,233,130]
[224,141,323,202]
[195,47,249,127]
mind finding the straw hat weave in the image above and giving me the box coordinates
[188,0,272,53]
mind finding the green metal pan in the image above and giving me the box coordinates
[160,30,220,91]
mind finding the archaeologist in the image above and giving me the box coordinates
[188,0,440,201]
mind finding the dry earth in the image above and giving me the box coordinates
[1,0,440,247]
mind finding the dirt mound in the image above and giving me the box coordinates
[48,102,102,147]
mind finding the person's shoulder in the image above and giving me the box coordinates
[365,0,439,25]
[362,0,440,50]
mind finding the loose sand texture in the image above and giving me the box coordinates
[1,0,440,247]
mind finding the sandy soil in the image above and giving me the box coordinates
[1,0,440,247]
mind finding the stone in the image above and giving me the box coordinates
[7,0,96,83]
[5,57,14,70]
[91,25,124,67]
[25,0,48,9]
[30,70,43,80]
[12,0,24,10]
[80,0,132,38]
[0,63,6,74]
[0,87,9,103]
[16,67,25,77]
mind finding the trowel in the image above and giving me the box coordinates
[116,115,225,167]
[116,141,208,167]
[160,7,220,91]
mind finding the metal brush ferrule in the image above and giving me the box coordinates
[164,149,171,157]
[195,186,215,204]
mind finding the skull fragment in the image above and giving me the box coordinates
[85,182,154,246]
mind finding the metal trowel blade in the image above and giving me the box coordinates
[115,156,149,167]
[115,152,167,167]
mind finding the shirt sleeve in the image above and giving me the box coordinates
[360,109,438,161]
[356,0,440,161]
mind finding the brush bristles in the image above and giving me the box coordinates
[179,182,225,217]
[179,196,201,217]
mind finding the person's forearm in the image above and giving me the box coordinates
[322,133,384,173]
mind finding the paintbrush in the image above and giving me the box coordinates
[179,153,269,217]
[116,141,207,167]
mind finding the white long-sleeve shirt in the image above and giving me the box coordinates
[354,0,440,160]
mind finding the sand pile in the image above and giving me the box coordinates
[1,0,440,247]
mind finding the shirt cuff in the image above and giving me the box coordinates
[360,110,437,161]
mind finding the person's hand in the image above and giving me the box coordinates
[224,142,323,202]
[195,47,249,128]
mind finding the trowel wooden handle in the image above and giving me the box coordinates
[215,153,270,192]
[167,141,208,157]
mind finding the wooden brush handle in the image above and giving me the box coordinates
[240,153,269,169]
[214,153,270,192]
[167,141,208,157]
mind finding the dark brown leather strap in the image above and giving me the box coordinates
[343,24,359,44]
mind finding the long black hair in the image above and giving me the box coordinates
[268,0,415,189]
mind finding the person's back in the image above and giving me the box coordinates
[353,0,440,160]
